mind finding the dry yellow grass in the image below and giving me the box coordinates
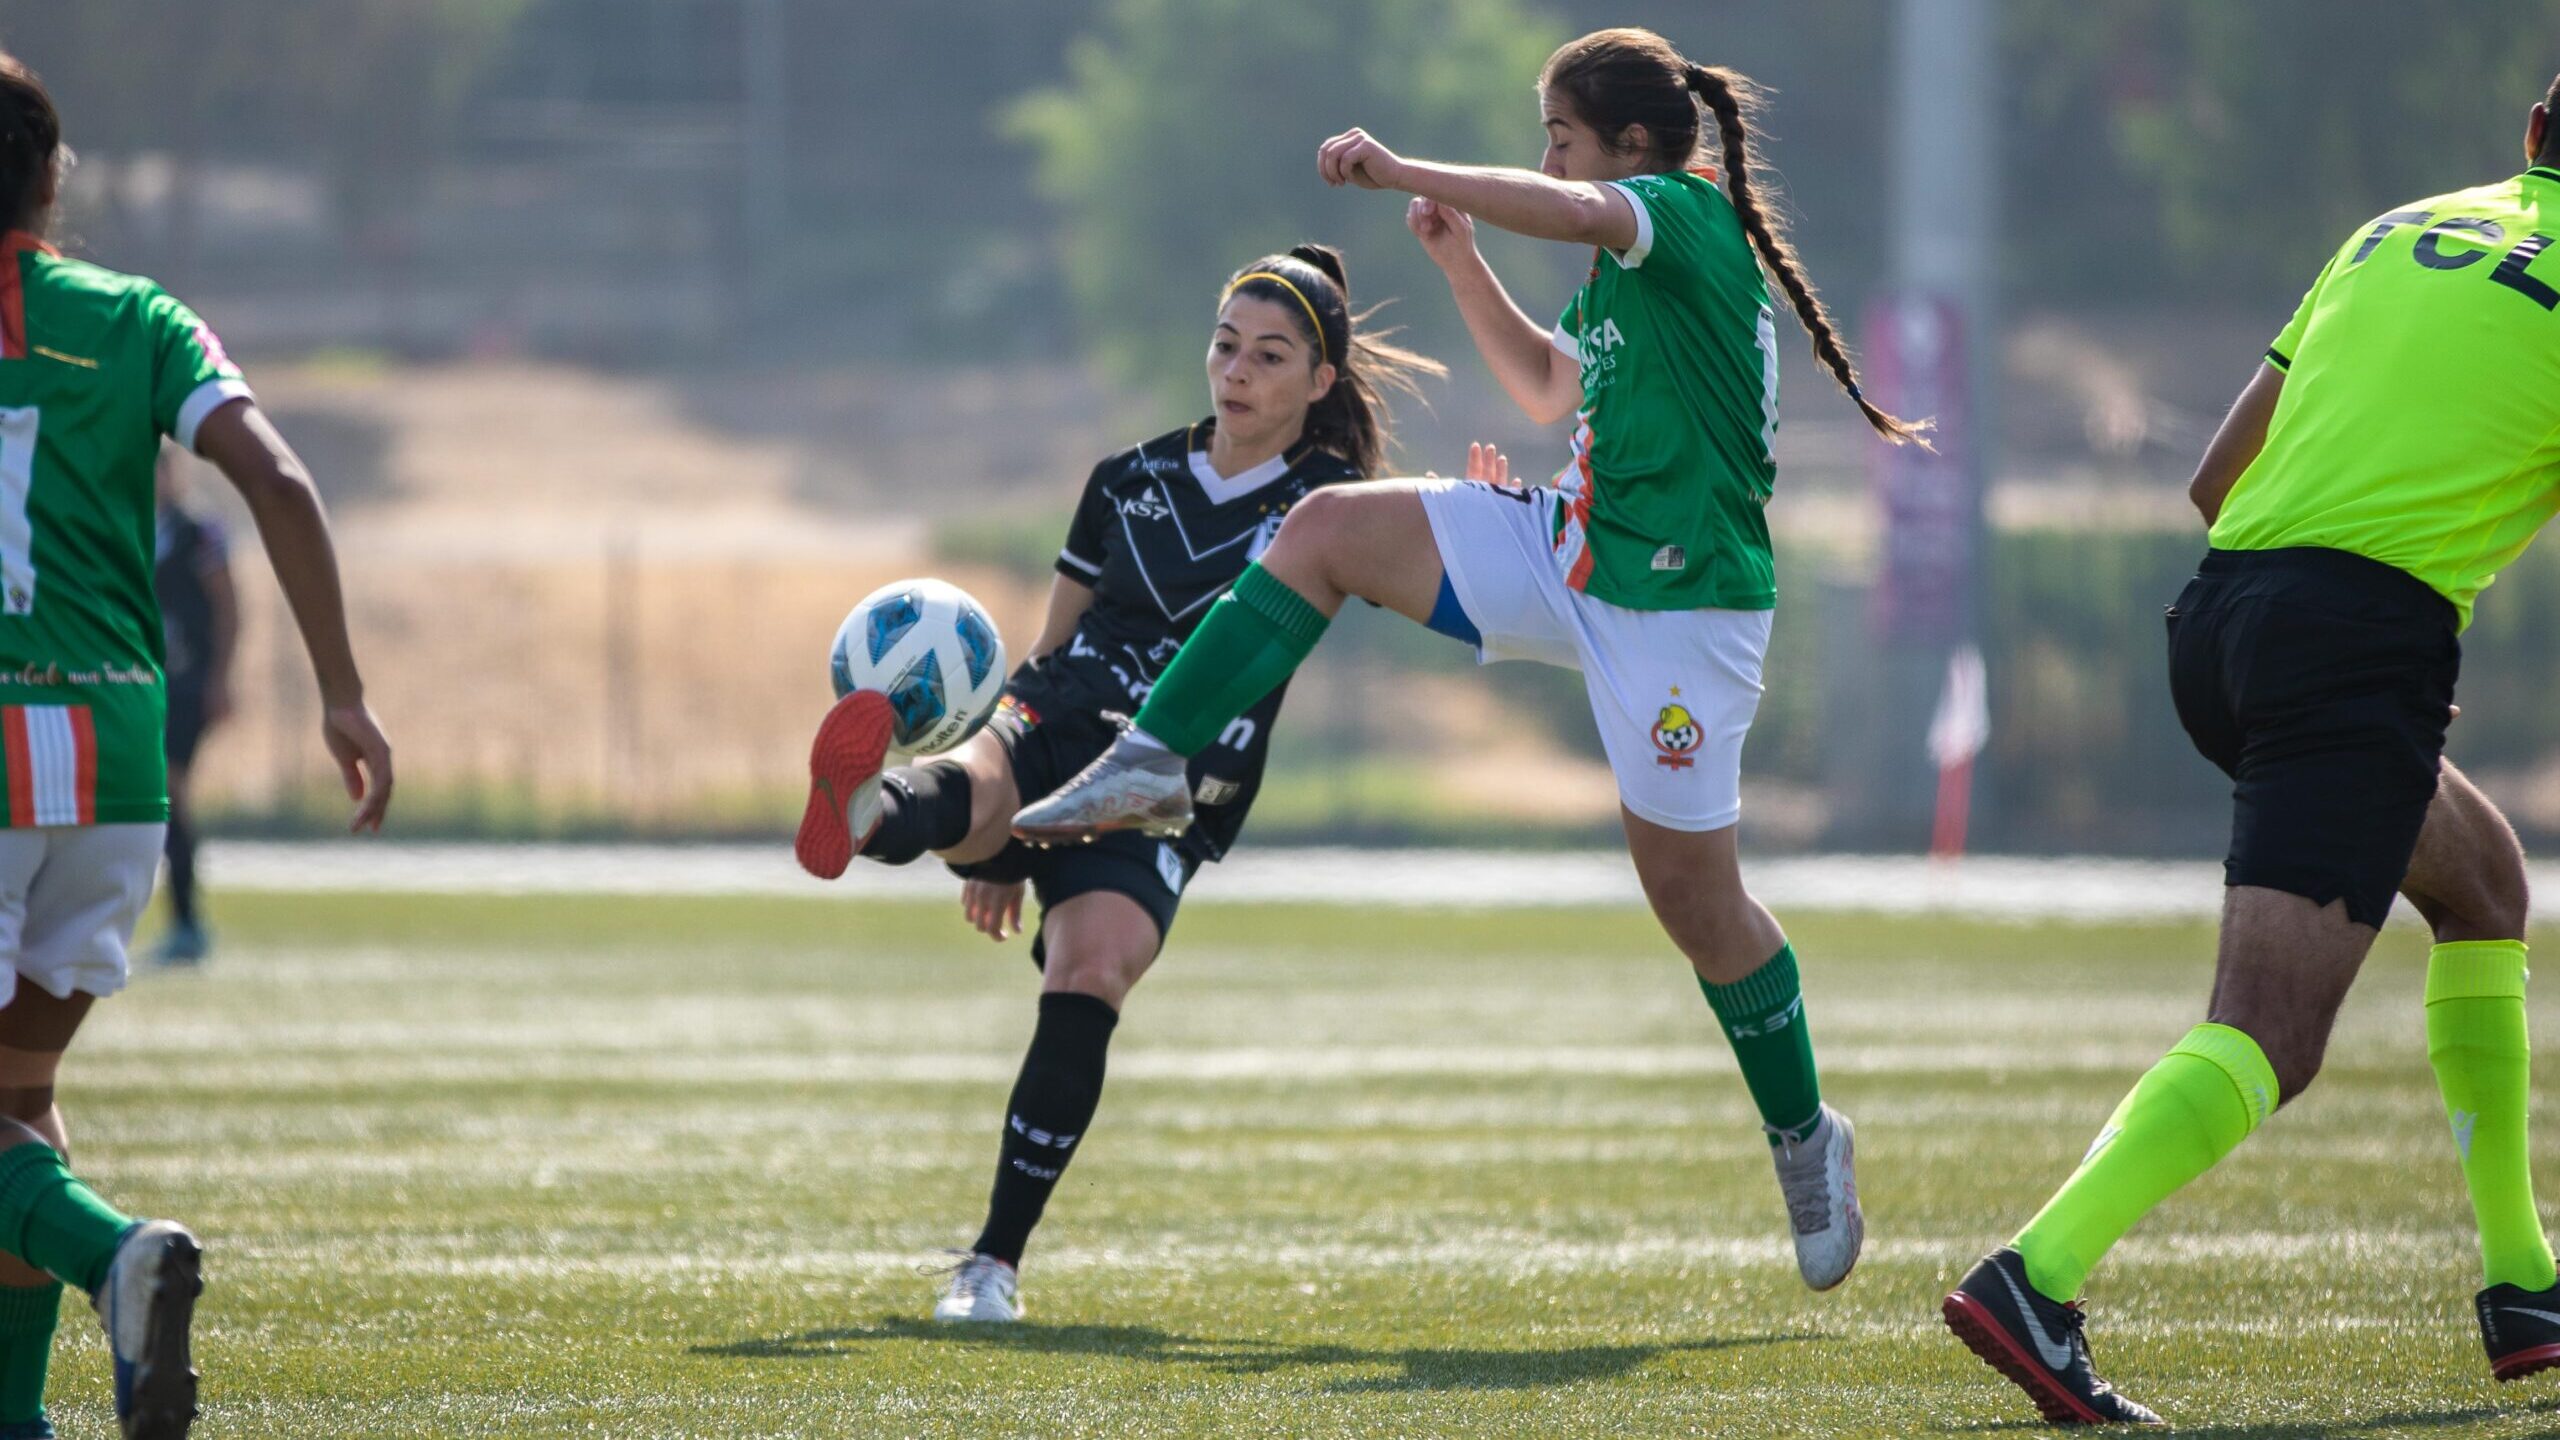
[185,359,1626,836]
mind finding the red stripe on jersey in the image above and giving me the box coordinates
[2,708,31,827]
[0,232,53,363]
[69,706,94,825]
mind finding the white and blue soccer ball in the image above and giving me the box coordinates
[829,578,1006,756]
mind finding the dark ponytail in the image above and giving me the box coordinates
[1541,28,1928,447]
[0,53,60,235]
[1223,245,1446,476]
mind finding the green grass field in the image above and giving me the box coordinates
[36,891,2560,1437]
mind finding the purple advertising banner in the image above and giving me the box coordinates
[1865,295,1977,645]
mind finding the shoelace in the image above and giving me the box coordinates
[1768,1125,1834,1233]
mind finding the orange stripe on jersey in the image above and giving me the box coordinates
[69,706,94,825]
[2,708,32,827]
[0,232,53,363]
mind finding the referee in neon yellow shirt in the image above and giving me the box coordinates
[1946,75,2560,1425]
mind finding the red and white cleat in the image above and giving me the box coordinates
[795,691,896,879]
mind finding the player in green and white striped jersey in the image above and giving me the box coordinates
[0,52,394,1440]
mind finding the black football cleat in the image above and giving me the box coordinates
[1943,1248,2163,1426]
[2479,1282,2560,1382]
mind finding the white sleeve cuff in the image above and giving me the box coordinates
[1057,548,1103,578]
[1604,180,1655,269]
[173,377,254,451]
[1550,323,1581,363]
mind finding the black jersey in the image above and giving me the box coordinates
[154,502,228,690]
[1040,421,1357,861]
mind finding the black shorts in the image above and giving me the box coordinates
[944,655,1200,969]
[165,684,208,771]
[2166,547,2459,928]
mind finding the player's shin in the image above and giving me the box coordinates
[1699,943,1822,1142]
[973,992,1119,1265]
[0,1281,56,1427]
[0,1143,131,1295]
[1130,563,1329,757]
[2427,940,2558,1292]
[864,762,974,866]
[2011,1023,2278,1302]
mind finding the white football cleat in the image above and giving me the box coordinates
[1010,729,1193,844]
[1770,1104,1863,1291]
[94,1218,202,1440]
[932,1252,1020,1323]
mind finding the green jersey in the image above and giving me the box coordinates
[1549,169,1780,612]
[0,232,251,825]
[2210,167,2560,629]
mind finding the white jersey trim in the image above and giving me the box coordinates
[1550,323,1581,362]
[1604,180,1656,270]
[174,377,254,452]
[1057,547,1102,579]
[1187,449,1294,506]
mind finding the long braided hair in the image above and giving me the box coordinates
[1540,29,1929,446]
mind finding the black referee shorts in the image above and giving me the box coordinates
[2166,547,2459,929]
[943,653,1199,969]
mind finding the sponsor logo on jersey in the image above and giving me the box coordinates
[1116,487,1173,521]
[1651,691,1701,770]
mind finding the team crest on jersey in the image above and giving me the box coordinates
[1244,512,1285,562]
[1651,690,1701,770]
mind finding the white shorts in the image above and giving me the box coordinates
[1419,480,1770,832]
[0,825,164,1008]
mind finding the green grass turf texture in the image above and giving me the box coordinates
[37,891,2560,1437]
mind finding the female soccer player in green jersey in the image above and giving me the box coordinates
[0,54,393,1440]
[1016,27,1923,1291]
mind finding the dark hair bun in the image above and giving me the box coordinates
[1286,243,1349,298]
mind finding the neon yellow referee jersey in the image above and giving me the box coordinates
[2211,166,2560,629]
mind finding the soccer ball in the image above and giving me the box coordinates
[829,578,1007,755]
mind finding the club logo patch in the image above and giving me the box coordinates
[1651,693,1701,771]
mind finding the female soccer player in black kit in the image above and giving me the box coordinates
[793,245,1449,1321]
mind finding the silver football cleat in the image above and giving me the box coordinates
[1011,730,1194,844]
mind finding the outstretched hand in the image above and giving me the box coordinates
[1425,442,1514,487]
[1318,128,1406,190]
[323,700,393,833]
[1406,197,1477,270]
[962,878,1025,941]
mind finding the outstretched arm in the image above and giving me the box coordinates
[1320,128,1638,250]
[1407,199,1585,426]
[192,399,393,832]
[1028,574,1095,661]
[2189,364,2286,525]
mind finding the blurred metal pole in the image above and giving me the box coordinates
[1835,0,1998,850]
[742,0,791,321]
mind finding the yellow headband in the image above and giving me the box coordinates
[1223,271,1330,366]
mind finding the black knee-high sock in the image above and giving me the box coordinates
[164,806,199,928]
[863,761,974,866]
[973,991,1118,1264]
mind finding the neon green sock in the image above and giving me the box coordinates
[1130,563,1329,757]
[1699,944,1823,1142]
[2012,1022,2278,1301]
[2427,939,2557,1292]
[0,1281,58,1425]
[0,1143,131,1295]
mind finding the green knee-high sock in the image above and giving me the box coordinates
[1131,563,1330,757]
[2427,939,2558,1292]
[0,1282,59,1425]
[1700,944,1823,1143]
[0,1144,131,1296]
[2012,1022,2278,1301]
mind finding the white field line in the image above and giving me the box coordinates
[221,1227,2473,1283]
[200,842,2511,922]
